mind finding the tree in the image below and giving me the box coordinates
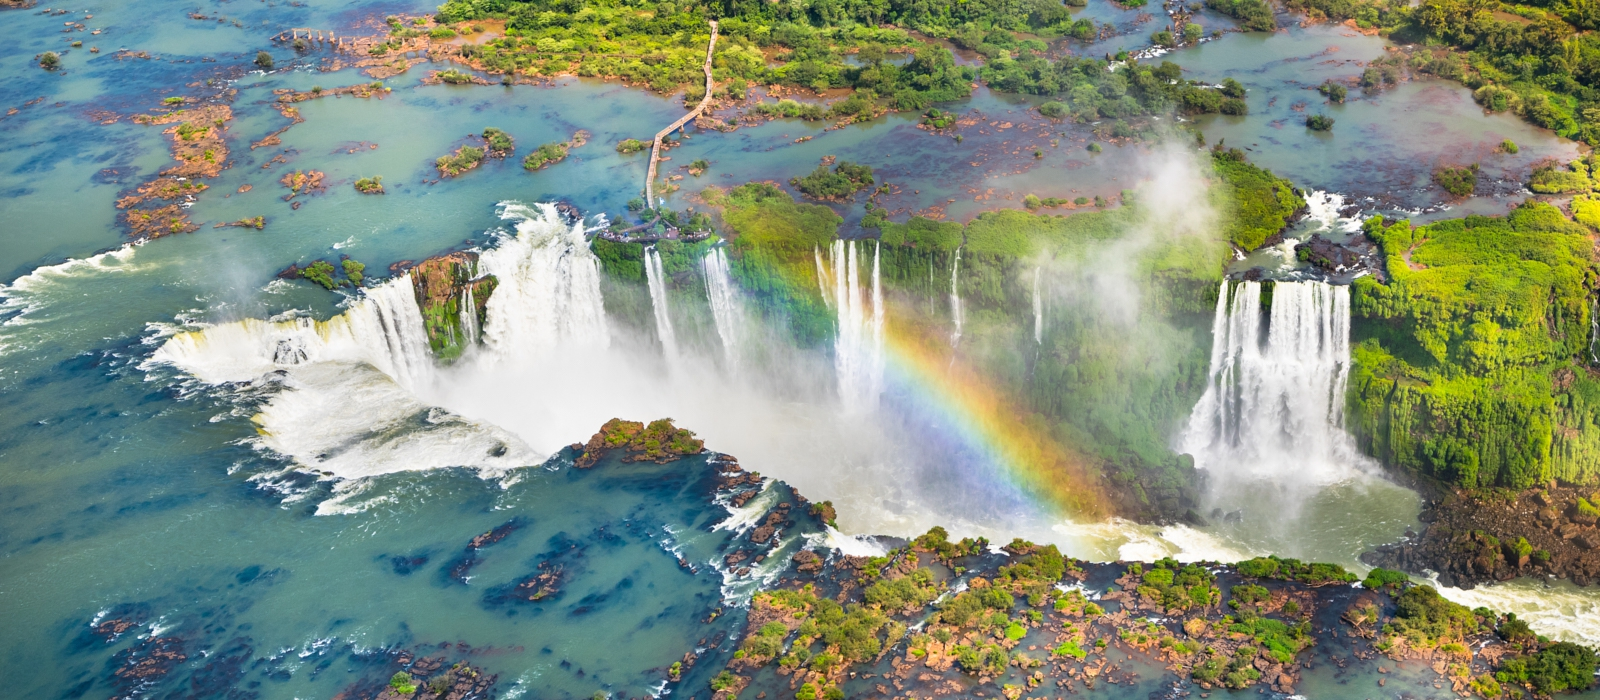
[254,51,274,70]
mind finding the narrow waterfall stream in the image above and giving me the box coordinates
[643,245,680,365]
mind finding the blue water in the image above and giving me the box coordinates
[1,0,1597,698]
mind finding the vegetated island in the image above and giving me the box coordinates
[117,101,233,240]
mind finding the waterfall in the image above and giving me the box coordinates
[643,246,680,364]
[828,240,884,411]
[949,248,963,347]
[1589,297,1598,365]
[153,274,434,392]
[1182,279,1367,486]
[1032,267,1043,344]
[146,200,613,483]
[814,246,831,310]
[703,247,743,367]
[459,280,480,347]
[476,202,609,363]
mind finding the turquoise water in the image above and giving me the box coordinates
[2,0,1598,698]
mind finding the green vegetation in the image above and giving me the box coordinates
[1347,202,1597,488]
[301,261,339,290]
[1305,114,1335,131]
[585,417,705,463]
[1211,147,1306,251]
[1380,585,1482,652]
[1229,583,1271,607]
[437,68,476,84]
[1575,195,1600,230]
[1190,644,1263,688]
[1362,567,1411,590]
[1206,0,1276,31]
[342,259,366,286]
[354,176,384,194]
[389,671,417,695]
[432,0,977,112]
[791,161,874,200]
[482,127,515,156]
[1319,81,1348,103]
[254,51,273,70]
[615,138,648,154]
[1496,642,1599,695]
[705,183,840,347]
[1530,157,1596,194]
[39,52,60,70]
[1275,0,1599,145]
[1130,558,1219,612]
[523,142,570,170]
[296,258,369,290]
[1229,610,1314,665]
[753,98,827,121]
[1433,164,1479,196]
[1235,556,1359,585]
[982,57,1250,128]
[163,97,185,106]
[1501,139,1519,154]
[437,145,486,177]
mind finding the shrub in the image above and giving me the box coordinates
[1151,30,1176,46]
[482,127,514,155]
[1319,81,1347,103]
[616,138,649,154]
[522,142,569,170]
[1206,0,1275,31]
[1495,642,1599,695]
[1305,114,1335,131]
[39,52,60,70]
[301,260,338,290]
[389,672,416,695]
[709,671,736,691]
[430,27,457,39]
[1433,164,1479,197]
[1038,101,1067,119]
[254,51,273,69]
[1087,142,1102,153]
[342,259,366,285]
[355,176,385,194]
[438,69,474,84]
[791,161,874,200]
[1501,139,1519,154]
[1362,568,1410,590]
[1221,78,1246,98]
[437,146,486,177]
[1219,98,1248,115]
[1579,498,1600,518]
[1184,22,1204,42]
[1052,640,1088,659]
[1528,160,1592,194]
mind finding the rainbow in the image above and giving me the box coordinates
[726,237,1109,519]
[876,310,1110,520]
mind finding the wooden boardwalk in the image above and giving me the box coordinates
[644,20,717,209]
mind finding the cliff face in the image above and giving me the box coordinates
[408,251,497,362]
[1346,203,1599,491]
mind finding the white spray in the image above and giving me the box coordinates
[1183,280,1366,488]
[644,246,680,365]
[949,247,963,348]
[476,202,609,364]
[828,240,885,412]
[703,246,743,369]
[1032,266,1043,345]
